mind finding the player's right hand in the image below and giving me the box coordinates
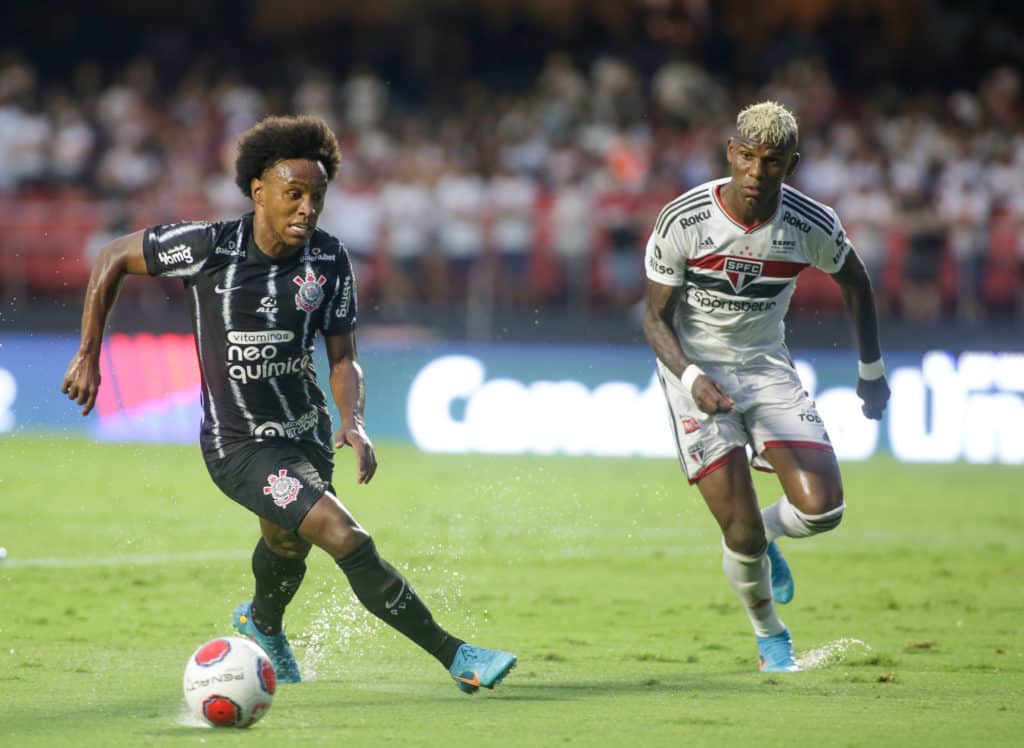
[61,352,101,416]
[691,375,735,415]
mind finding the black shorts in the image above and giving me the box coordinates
[204,440,335,531]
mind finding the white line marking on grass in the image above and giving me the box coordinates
[2,550,250,569]
[797,638,872,670]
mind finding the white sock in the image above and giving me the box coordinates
[721,540,785,637]
[762,495,845,542]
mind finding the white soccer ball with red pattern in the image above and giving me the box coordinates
[183,636,275,728]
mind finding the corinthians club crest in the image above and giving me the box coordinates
[263,468,301,508]
[293,269,327,312]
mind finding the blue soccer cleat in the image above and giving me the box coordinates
[757,628,799,672]
[448,643,517,694]
[766,541,794,605]
[232,601,301,683]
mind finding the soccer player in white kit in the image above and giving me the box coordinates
[642,101,891,671]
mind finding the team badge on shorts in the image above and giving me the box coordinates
[688,440,706,463]
[263,468,302,508]
[293,270,327,312]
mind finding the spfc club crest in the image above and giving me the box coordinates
[688,441,705,463]
[263,468,302,508]
[293,270,327,312]
[724,257,763,293]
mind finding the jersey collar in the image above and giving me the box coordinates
[713,184,779,234]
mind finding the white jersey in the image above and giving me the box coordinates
[644,177,852,366]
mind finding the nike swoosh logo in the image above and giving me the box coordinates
[452,672,480,687]
[384,581,407,609]
[214,285,242,294]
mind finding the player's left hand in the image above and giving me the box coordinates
[857,376,891,420]
[334,425,378,484]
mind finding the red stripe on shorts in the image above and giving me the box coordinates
[690,446,747,485]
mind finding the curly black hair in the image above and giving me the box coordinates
[234,115,341,197]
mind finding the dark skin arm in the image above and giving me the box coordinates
[642,278,735,414]
[325,332,378,484]
[831,248,891,420]
[61,230,149,415]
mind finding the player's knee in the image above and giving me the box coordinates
[263,531,311,559]
[801,481,844,517]
[722,519,767,557]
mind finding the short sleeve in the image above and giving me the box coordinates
[142,221,216,279]
[807,208,853,274]
[643,225,687,286]
[322,248,358,335]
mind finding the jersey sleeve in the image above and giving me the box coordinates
[806,208,853,274]
[643,223,688,286]
[322,247,358,335]
[142,221,216,279]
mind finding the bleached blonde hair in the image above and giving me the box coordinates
[736,101,799,149]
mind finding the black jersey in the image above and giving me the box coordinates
[142,213,357,459]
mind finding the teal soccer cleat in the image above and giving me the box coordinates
[232,601,301,683]
[766,541,794,604]
[448,643,517,694]
[757,628,799,672]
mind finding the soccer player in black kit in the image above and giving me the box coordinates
[61,115,516,694]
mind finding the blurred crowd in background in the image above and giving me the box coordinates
[1,0,1022,339]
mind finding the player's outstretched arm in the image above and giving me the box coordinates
[831,249,890,420]
[61,231,149,416]
[641,279,734,414]
[325,332,378,484]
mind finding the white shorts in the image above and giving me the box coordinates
[656,359,834,484]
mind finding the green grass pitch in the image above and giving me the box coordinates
[2,435,1022,746]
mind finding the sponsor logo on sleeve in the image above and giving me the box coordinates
[156,244,194,266]
[678,209,711,228]
[783,211,812,233]
[648,245,676,276]
[335,276,353,318]
[832,230,850,265]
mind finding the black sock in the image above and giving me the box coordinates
[250,538,306,636]
[336,537,464,667]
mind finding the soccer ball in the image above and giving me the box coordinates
[183,636,276,728]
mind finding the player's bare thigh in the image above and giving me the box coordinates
[696,448,766,555]
[760,445,843,515]
[295,492,369,559]
[260,494,368,559]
